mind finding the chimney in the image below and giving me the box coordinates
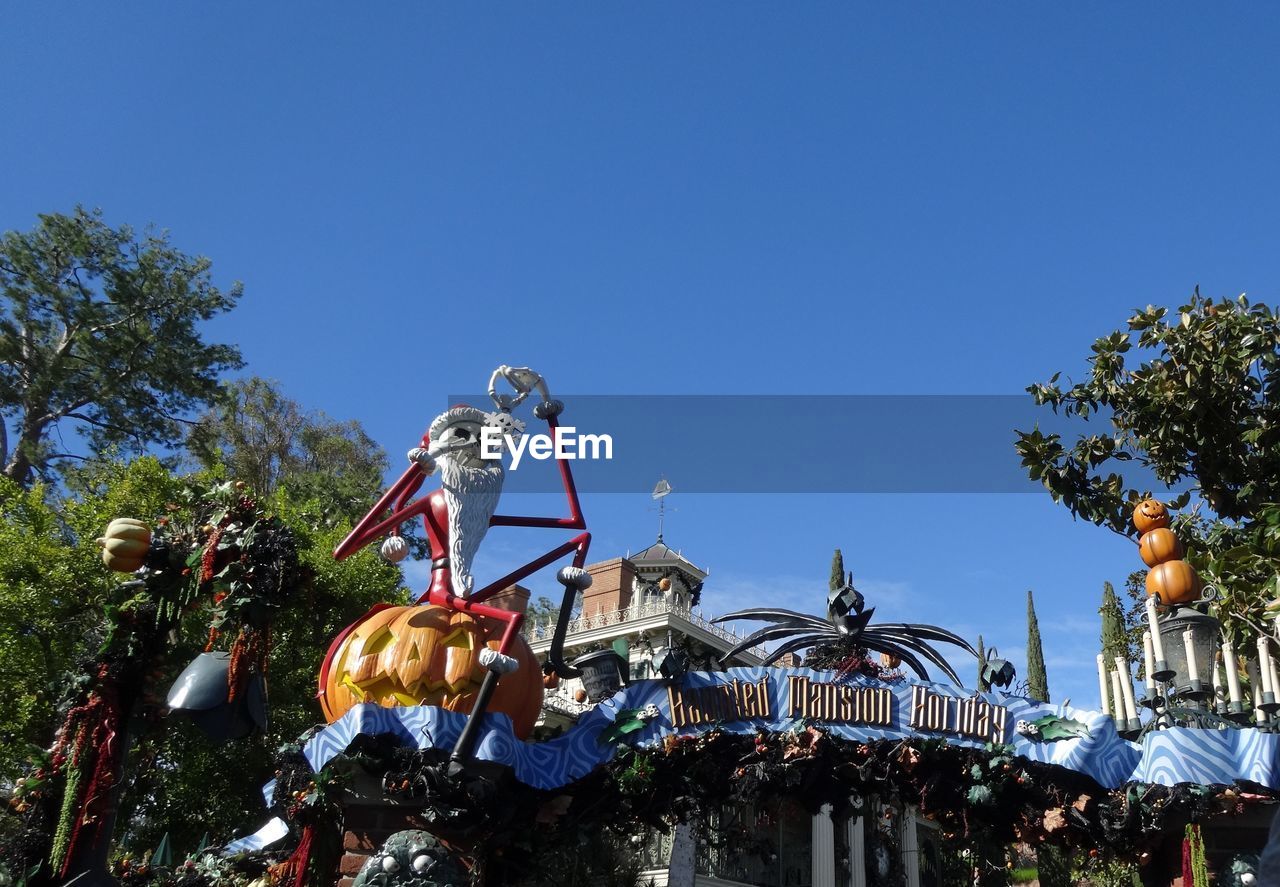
[486,583,531,615]
[580,557,636,619]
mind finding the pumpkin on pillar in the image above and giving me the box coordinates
[1133,500,1200,607]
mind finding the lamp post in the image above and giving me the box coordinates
[1137,588,1267,732]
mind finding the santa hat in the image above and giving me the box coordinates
[423,404,524,448]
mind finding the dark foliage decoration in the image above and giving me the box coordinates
[33,716,1269,887]
[0,480,308,887]
[863,809,906,887]
[167,723,1274,886]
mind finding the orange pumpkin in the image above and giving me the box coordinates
[1145,560,1201,606]
[880,652,901,669]
[1133,499,1171,534]
[1138,527,1184,567]
[318,604,542,738]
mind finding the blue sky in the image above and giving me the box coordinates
[5,4,1279,709]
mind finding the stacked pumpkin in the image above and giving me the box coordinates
[318,605,543,739]
[1134,499,1201,606]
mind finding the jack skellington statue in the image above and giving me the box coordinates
[332,366,592,768]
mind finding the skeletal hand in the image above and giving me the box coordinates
[408,447,437,475]
[489,365,552,413]
[501,365,544,395]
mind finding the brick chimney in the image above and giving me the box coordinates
[485,583,531,615]
[580,558,636,619]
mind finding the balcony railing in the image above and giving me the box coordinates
[523,595,768,661]
[540,691,592,719]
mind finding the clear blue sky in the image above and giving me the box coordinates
[5,4,1279,709]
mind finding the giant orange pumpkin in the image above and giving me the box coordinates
[318,604,543,738]
[1138,527,1184,567]
[1145,560,1201,606]
[1133,499,1171,534]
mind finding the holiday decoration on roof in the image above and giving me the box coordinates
[712,576,981,685]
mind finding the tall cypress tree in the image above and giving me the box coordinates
[1027,590,1050,702]
[830,548,845,591]
[976,634,990,692]
[1100,580,1128,662]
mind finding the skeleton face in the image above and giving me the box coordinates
[430,417,487,469]
[639,703,661,722]
[1015,719,1040,738]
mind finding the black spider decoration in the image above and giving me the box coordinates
[713,580,979,685]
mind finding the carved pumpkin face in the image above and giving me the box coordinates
[319,605,542,738]
[1133,499,1171,534]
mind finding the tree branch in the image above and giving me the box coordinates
[45,452,91,462]
[64,411,147,445]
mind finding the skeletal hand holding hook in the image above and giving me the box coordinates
[488,364,563,418]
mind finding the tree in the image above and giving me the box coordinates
[1016,292,1280,642]
[0,456,407,859]
[115,479,407,853]
[829,548,845,592]
[187,377,387,524]
[0,458,183,781]
[1026,590,1049,703]
[1016,292,1280,531]
[976,634,990,692]
[0,208,243,486]
[1099,580,1134,667]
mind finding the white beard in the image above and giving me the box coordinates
[438,454,504,598]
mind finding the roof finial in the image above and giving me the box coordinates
[652,477,673,542]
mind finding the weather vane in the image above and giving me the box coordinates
[652,476,672,541]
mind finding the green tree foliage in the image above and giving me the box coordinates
[1099,581,1127,660]
[1026,590,1049,703]
[0,458,182,780]
[829,548,845,591]
[187,377,387,525]
[1015,293,1280,643]
[0,454,407,856]
[1037,846,1072,887]
[116,481,408,853]
[976,634,990,692]
[0,208,243,486]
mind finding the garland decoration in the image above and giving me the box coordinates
[253,721,1276,886]
[1183,823,1208,887]
[0,479,307,887]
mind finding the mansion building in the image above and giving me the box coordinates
[519,536,944,887]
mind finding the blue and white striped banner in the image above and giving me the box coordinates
[293,667,1280,792]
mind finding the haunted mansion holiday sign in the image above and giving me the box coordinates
[268,663,1280,824]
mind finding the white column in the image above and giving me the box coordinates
[666,821,696,887]
[847,811,866,887]
[900,805,921,887]
[812,803,836,887]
